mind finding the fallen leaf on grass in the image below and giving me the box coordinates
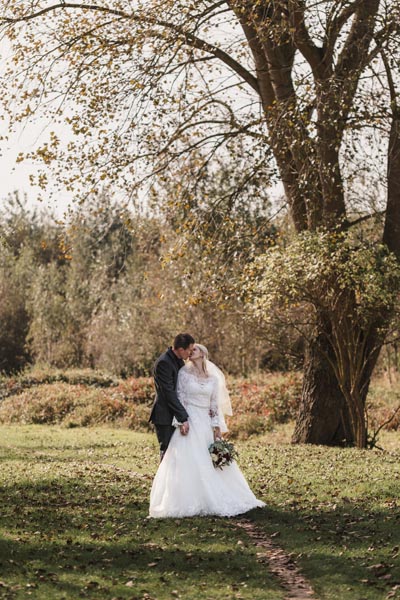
[367,563,391,577]
[386,584,400,599]
[271,531,281,538]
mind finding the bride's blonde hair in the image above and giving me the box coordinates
[195,343,209,376]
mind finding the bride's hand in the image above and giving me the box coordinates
[180,421,189,436]
[213,427,222,441]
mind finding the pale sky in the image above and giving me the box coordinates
[0,36,74,217]
[0,119,75,217]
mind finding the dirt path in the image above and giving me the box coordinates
[235,518,317,600]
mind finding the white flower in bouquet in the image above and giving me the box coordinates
[208,439,238,469]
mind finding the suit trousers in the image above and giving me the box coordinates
[154,424,175,457]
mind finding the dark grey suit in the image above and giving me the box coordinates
[149,348,189,454]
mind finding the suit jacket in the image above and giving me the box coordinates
[149,347,189,425]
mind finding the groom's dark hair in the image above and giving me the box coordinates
[173,333,195,349]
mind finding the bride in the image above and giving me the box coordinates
[149,343,265,518]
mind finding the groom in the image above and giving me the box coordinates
[150,333,195,461]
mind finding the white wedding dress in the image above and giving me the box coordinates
[149,365,265,518]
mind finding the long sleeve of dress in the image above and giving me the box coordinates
[176,370,189,407]
[209,378,220,428]
[172,370,189,426]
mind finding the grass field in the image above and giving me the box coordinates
[0,425,399,600]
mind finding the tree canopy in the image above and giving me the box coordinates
[1,1,397,225]
[1,1,400,447]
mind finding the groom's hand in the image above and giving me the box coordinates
[180,421,189,435]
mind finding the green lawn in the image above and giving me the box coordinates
[0,425,399,600]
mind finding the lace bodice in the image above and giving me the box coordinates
[177,367,220,427]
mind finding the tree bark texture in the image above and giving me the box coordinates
[293,302,386,448]
[292,332,354,446]
[384,110,400,259]
[232,0,385,447]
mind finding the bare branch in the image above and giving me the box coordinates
[377,22,400,259]
[335,0,380,80]
[380,48,399,115]
[226,0,274,108]
[369,404,400,444]
[344,210,386,230]
[1,2,128,23]
[2,2,260,94]
[288,0,325,78]
[324,1,362,66]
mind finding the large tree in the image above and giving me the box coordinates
[1,1,400,447]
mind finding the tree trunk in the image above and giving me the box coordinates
[292,331,354,446]
[292,313,385,448]
[383,109,400,259]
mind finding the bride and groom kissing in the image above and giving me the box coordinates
[148,333,264,518]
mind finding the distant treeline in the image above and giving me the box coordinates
[0,192,289,376]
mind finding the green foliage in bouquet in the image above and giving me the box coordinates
[208,439,238,470]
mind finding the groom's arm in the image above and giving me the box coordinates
[155,360,189,423]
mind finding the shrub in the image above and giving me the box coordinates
[114,377,155,403]
[125,404,154,432]
[2,370,398,438]
[64,391,129,427]
[367,378,400,433]
[227,414,272,440]
[228,373,302,424]
[0,384,81,424]
[0,368,119,403]
[0,379,155,431]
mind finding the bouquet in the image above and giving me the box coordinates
[208,439,238,470]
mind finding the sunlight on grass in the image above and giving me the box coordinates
[0,425,399,600]
[0,426,283,600]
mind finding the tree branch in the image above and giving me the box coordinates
[369,404,400,447]
[324,1,362,66]
[335,0,380,80]
[288,0,325,78]
[1,2,127,23]
[380,48,398,115]
[226,1,272,105]
[2,2,260,94]
[381,48,400,259]
[344,210,386,230]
